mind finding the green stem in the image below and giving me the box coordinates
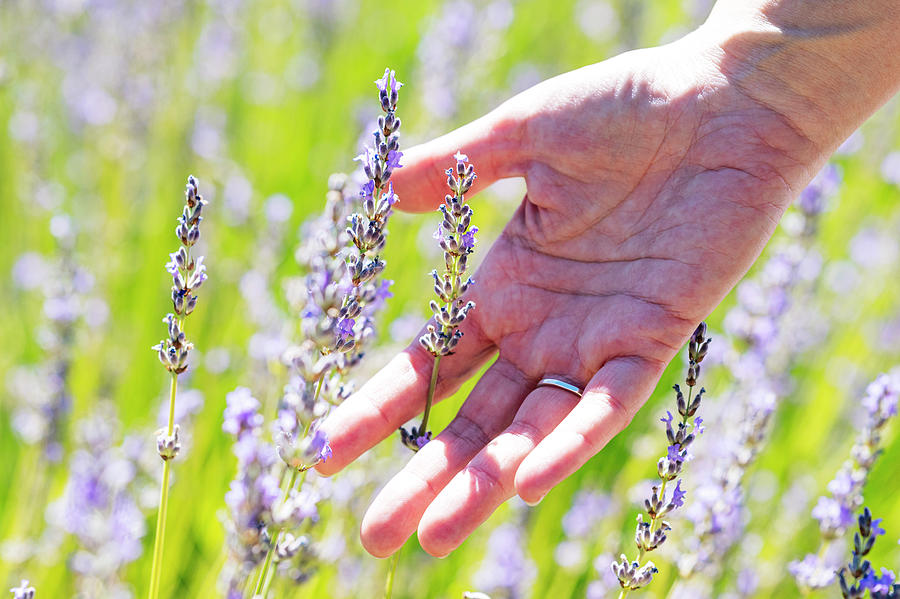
[254,541,275,597]
[148,372,178,599]
[313,375,325,409]
[384,547,401,599]
[618,589,629,599]
[255,373,326,595]
[254,468,301,597]
[418,355,442,436]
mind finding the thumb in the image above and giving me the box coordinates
[391,105,527,213]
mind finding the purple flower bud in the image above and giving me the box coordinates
[308,428,332,463]
[670,479,686,509]
[667,444,683,464]
[336,318,355,342]
[375,68,403,96]
[460,226,478,251]
[693,417,704,435]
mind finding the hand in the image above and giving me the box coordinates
[315,27,836,558]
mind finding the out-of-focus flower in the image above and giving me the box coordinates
[791,374,899,591]
[414,1,513,125]
[9,580,35,599]
[472,522,535,599]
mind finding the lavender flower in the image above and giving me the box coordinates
[611,323,710,594]
[836,508,900,599]
[152,176,208,378]
[223,387,265,437]
[791,373,900,591]
[789,554,839,590]
[400,151,478,451]
[244,70,404,598]
[148,175,209,599]
[9,581,34,599]
[332,67,403,357]
[280,68,404,442]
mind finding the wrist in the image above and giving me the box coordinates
[697,0,900,154]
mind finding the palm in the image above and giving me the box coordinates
[317,39,819,557]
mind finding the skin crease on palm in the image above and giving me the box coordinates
[314,3,900,559]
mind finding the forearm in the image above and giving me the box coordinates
[702,0,900,155]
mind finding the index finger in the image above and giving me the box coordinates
[391,107,526,212]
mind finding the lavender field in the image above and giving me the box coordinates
[2,1,900,598]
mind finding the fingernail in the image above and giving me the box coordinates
[524,494,546,507]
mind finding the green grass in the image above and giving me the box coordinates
[1,1,899,598]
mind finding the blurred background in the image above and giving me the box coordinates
[1,0,899,597]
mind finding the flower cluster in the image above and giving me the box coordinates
[790,373,899,590]
[283,176,363,441]
[611,323,709,593]
[837,507,899,599]
[148,176,210,599]
[222,387,318,597]
[278,70,404,462]
[400,151,478,451]
[152,176,208,374]
[220,388,282,595]
[419,151,478,357]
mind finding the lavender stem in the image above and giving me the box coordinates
[385,546,401,599]
[253,468,299,596]
[418,355,442,439]
[148,372,178,599]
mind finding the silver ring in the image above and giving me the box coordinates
[536,378,583,397]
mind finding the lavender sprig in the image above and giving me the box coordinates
[837,507,899,599]
[148,175,209,599]
[334,67,403,357]
[278,69,405,464]
[400,151,478,452]
[250,70,405,598]
[611,323,710,596]
[790,373,899,591]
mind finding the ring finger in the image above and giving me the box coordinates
[415,377,586,557]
